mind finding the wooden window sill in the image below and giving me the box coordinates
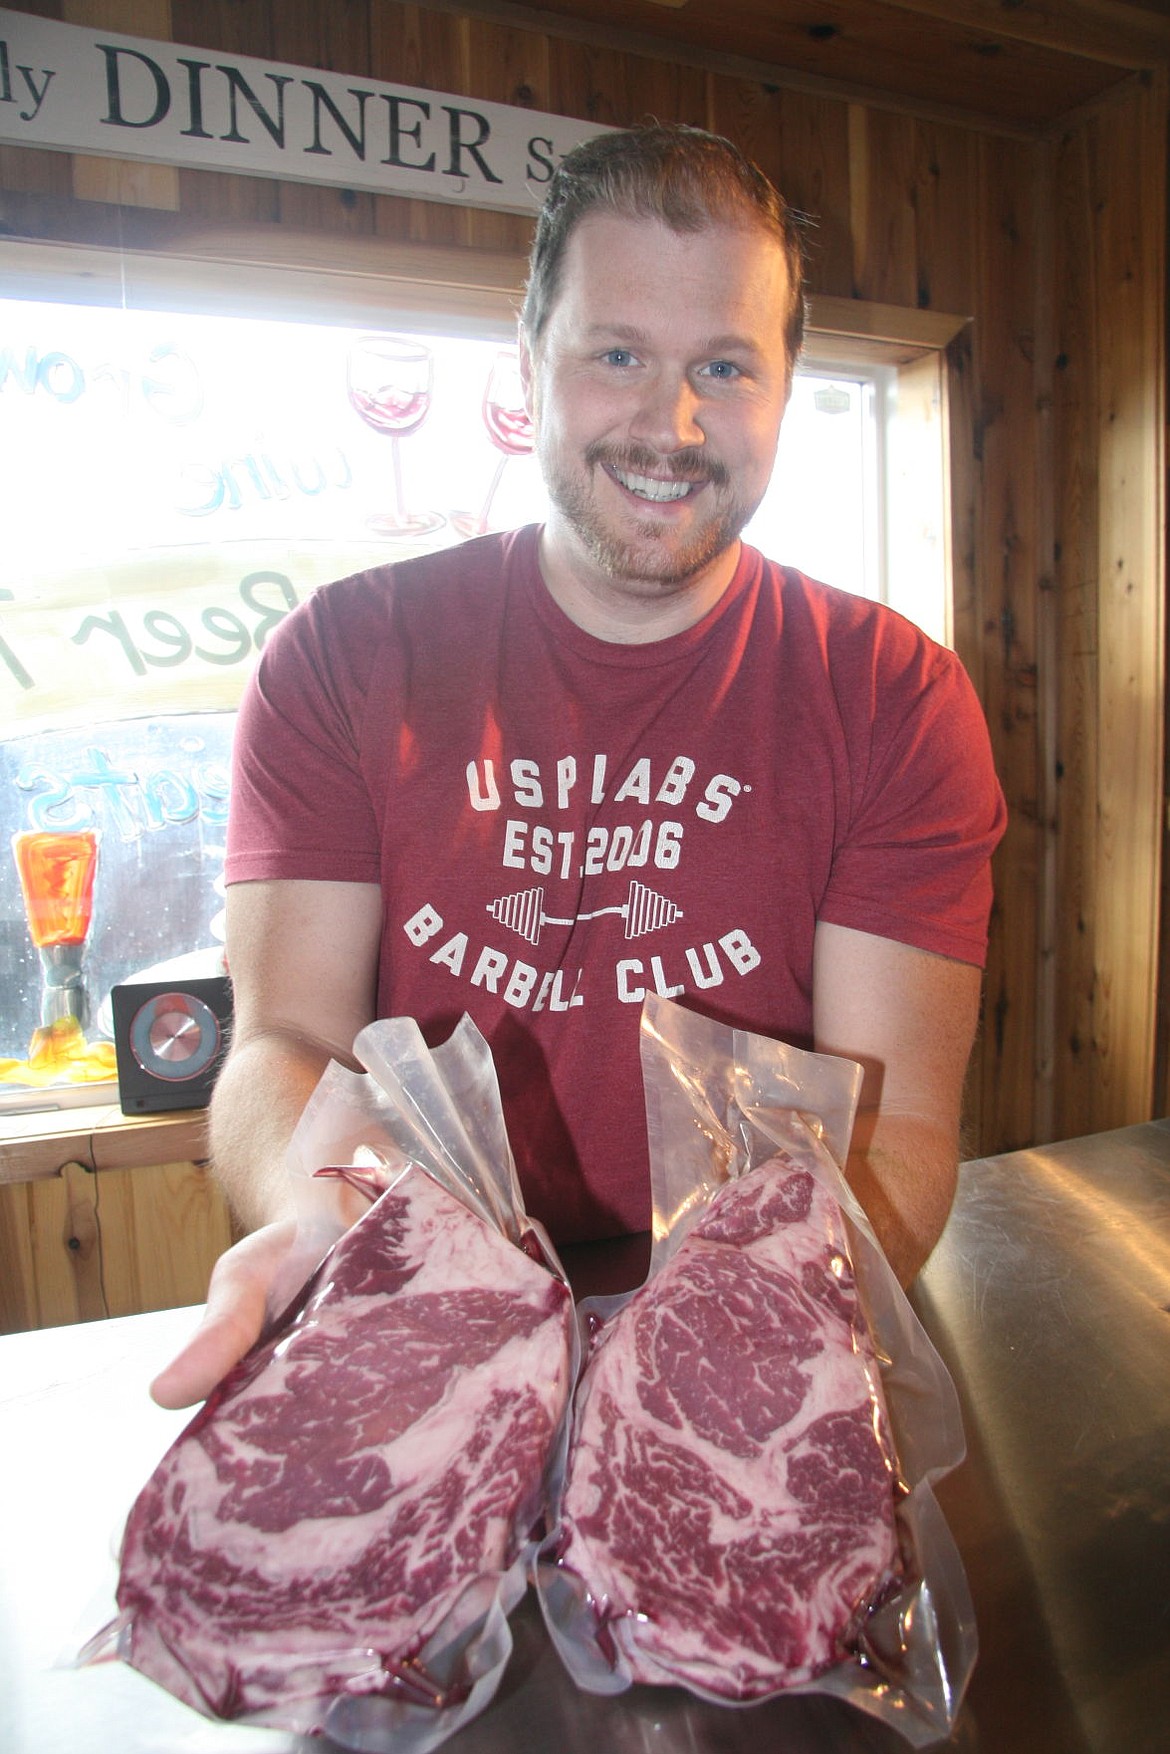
[0,1104,210,1185]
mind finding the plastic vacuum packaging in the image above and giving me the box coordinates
[83,1015,577,1754]
[536,993,976,1747]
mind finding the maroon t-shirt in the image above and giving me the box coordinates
[227,526,1005,1242]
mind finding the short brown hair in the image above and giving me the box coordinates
[522,123,808,372]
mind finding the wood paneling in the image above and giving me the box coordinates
[444,0,1146,131]
[1050,73,1167,1134]
[0,1158,235,1332]
[466,13,553,110]
[771,89,853,297]
[968,134,1046,1152]
[911,122,978,318]
[847,106,920,307]
[1050,118,1104,1142]
[546,32,631,126]
[1094,78,1165,1127]
[0,0,1165,1184]
[0,144,73,198]
[706,78,783,187]
[170,0,276,57]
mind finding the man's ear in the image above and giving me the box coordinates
[518,324,536,420]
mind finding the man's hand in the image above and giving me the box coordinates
[150,880,383,1409]
[149,1220,297,1409]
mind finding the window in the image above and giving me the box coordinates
[745,366,886,613]
[0,244,957,1105]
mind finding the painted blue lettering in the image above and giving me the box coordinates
[143,767,200,827]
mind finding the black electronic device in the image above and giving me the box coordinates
[111,975,232,1114]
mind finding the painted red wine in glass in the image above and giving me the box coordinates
[453,349,534,538]
[347,335,445,537]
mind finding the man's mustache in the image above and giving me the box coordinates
[584,441,730,489]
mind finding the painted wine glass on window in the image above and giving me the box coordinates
[347,335,445,537]
[453,348,535,538]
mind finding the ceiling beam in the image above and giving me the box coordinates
[871,0,1170,72]
[417,0,1045,137]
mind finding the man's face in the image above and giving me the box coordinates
[521,209,793,609]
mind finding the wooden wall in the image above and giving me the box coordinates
[1,0,1166,1163]
[0,1158,235,1330]
[1047,77,1167,1145]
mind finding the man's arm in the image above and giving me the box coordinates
[208,878,383,1230]
[812,919,983,1285]
[150,878,382,1408]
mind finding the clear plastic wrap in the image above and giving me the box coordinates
[82,1014,577,1753]
[536,993,976,1747]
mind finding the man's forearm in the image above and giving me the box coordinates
[844,1108,960,1287]
[208,1030,340,1232]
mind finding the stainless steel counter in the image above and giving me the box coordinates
[910,1118,1170,1754]
[2,1121,1168,1754]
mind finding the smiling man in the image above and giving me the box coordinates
[522,206,794,633]
[153,125,1005,1410]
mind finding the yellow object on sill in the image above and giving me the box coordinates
[0,1017,118,1088]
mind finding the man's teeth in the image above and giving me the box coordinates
[611,467,695,502]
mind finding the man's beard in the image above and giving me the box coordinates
[542,440,759,590]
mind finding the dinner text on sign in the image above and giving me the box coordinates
[0,10,609,215]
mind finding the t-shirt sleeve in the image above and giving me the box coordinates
[225,578,384,887]
[818,634,1006,968]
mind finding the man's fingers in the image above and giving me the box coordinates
[149,1314,254,1411]
[149,1221,297,1410]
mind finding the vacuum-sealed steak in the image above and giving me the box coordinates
[116,1165,574,1728]
[556,1151,900,1698]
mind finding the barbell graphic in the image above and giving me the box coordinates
[486,880,682,947]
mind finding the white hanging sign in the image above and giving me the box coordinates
[0,7,607,216]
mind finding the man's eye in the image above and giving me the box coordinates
[603,348,635,367]
[703,360,741,380]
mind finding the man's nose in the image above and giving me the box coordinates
[627,372,704,453]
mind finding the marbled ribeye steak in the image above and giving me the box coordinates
[117,1168,573,1728]
[557,1154,900,1698]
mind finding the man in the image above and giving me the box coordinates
[152,124,1005,1409]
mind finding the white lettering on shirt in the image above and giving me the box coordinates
[617,929,761,1003]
